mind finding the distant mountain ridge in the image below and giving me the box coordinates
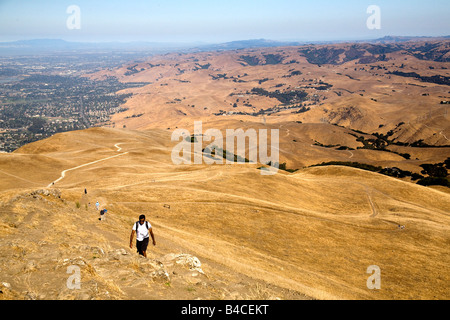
[195,39,303,50]
[373,35,450,43]
[1,36,449,55]
[0,39,200,55]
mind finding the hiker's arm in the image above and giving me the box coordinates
[149,228,156,246]
[130,230,135,248]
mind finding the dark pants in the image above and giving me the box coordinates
[136,237,149,256]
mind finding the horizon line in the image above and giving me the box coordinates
[1,34,450,45]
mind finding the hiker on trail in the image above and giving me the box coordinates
[130,215,156,257]
[99,209,107,221]
[95,201,100,211]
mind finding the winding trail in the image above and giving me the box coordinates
[410,113,450,142]
[114,143,123,152]
[439,130,449,141]
[279,124,290,137]
[423,124,450,141]
[47,144,128,188]
[365,188,378,218]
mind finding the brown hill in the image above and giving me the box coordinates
[1,127,449,300]
[86,40,450,147]
[1,39,449,300]
[82,40,450,181]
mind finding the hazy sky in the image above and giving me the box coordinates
[0,0,449,43]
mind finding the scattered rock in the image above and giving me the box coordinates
[151,269,171,282]
[30,189,62,199]
[107,248,130,261]
[61,257,87,267]
[92,246,105,256]
[24,261,37,272]
[115,248,128,256]
[2,282,11,289]
[24,291,37,300]
[163,253,205,274]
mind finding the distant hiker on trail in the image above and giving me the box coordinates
[99,209,107,221]
[130,215,156,257]
[85,188,87,194]
[95,201,100,211]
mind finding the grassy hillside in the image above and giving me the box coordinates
[1,127,449,299]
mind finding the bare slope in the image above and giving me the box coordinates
[83,40,450,180]
[1,127,449,300]
[86,40,450,148]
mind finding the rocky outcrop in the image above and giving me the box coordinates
[30,189,62,199]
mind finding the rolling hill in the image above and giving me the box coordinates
[0,127,449,300]
[1,38,449,300]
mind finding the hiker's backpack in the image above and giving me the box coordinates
[135,221,149,233]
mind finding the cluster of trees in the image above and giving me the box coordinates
[259,161,298,173]
[352,134,411,159]
[282,70,302,79]
[299,45,388,65]
[193,63,211,71]
[417,159,450,187]
[291,106,311,114]
[262,54,284,65]
[298,47,345,65]
[202,146,251,163]
[210,73,229,80]
[238,54,285,66]
[250,87,308,105]
[27,117,47,134]
[308,158,449,188]
[239,55,261,66]
[409,42,449,62]
[124,64,143,76]
[314,83,333,91]
[388,71,450,86]
[125,113,144,119]
[298,43,441,66]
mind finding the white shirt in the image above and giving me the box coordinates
[132,221,152,241]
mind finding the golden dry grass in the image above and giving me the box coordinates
[1,40,450,300]
[86,43,450,149]
[1,127,449,300]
